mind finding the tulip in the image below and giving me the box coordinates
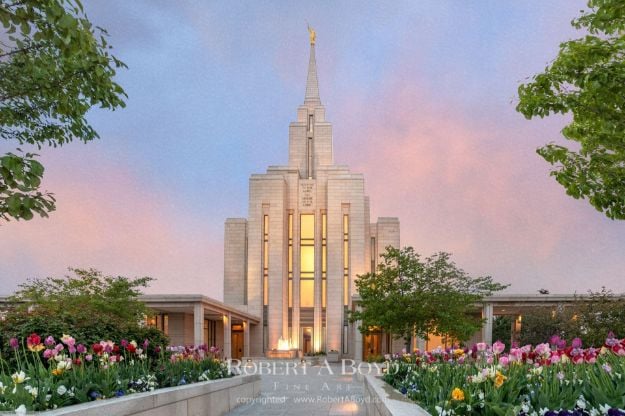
[571,338,582,349]
[45,336,55,346]
[9,338,19,350]
[11,371,29,384]
[492,341,505,354]
[92,343,103,354]
[76,344,86,354]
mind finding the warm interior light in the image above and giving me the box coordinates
[277,337,291,351]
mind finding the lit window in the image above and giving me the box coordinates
[343,214,349,306]
[301,280,315,307]
[263,214,269,306]
[301,246,315,275]
[322,212,327,309]
[301,214,315,239]
[300,214,315,307]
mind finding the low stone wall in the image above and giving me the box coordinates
[33,374,261,416]
[363,374,430,416]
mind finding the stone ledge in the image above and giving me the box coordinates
[363,374,430,416]
[11,374,260,416]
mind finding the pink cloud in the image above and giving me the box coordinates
[334,58,625,293]
[0,147,223,299]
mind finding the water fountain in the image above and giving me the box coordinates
[266,336,299,359]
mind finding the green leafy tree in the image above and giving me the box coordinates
[517,0,625,220]
[0,0,126,221]
[0,268,168,358]
[576,288,625,346]
[492,315,513,345]
[519,306,578,346]
[350,247,508,349]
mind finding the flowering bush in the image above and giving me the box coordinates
[0,333,230,412]
[383,333,625,415]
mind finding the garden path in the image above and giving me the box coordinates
[226,361,366,416]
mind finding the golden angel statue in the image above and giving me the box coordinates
[308,25,316,45]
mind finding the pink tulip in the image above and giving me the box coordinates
[499,356,509,367]
[476,342,487,352]
[76,344,86,354]
[85,354,93,362]
[492,341,505,354]
[45,336,55,346]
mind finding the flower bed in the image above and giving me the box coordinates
[0,333,232,413]
[383,333,625,415]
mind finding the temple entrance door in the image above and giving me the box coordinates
[231,329,244,360]
[302,327,313,354]
[363,332,382,360]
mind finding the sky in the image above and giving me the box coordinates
[2,1,624,299]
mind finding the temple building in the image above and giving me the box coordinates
[222,33,400,359]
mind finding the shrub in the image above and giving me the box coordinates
[0,268,169,362]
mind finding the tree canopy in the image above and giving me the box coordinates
[517,0,625,220]
[350,247,508,347]
[0,268,168,356]
[0,0,126,221]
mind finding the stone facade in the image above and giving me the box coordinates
[223,40,400,359]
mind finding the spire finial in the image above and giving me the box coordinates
[307,24,316,45]
[304,25,320,105]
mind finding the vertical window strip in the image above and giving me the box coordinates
[263,215,269,306]
[370,237,376,273]
[322,212,327,308]
[288,213,293,308]
[343,214,349,306]
[300,214,315,308]
[263,214,269,352]
[342,214,349,354]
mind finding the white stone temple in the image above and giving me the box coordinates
[222,33,400,359]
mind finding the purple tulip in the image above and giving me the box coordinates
[571,338,582,349]
[9,338,19,350]
[69,345,76,354]
[45,336,55,346]
[550,335,561,346]
[76,344,86,354]
[557,339,567,350]
[143,339,149,349]
[121,339,128,348]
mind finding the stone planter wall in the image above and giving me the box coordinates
[31,374,261,416]
[363,374,430,416]
[326,352,340,363]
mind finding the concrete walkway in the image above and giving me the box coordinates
[226,361,367,416]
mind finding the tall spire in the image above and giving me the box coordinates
[304,26,320,106]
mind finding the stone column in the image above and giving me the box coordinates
[482,303,494,345]
[416,336,426,352]
[193,303,204,346]
[243,320,250,358]
[223,313,232,359]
